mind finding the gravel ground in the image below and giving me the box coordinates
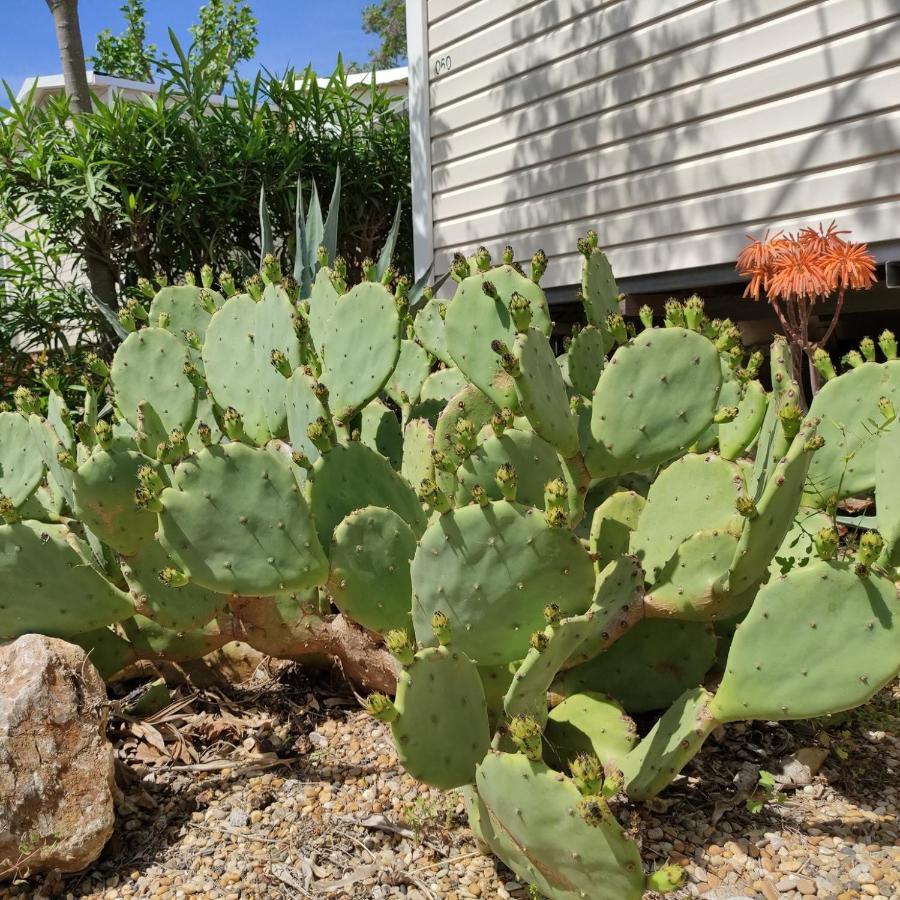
[4,667,897,900]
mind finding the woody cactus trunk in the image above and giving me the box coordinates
[1,225,898,898]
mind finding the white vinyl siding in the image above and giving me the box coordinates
[412,0,900,289]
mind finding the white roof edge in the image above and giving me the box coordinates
[310,65,409,89]
[16,71,228,104]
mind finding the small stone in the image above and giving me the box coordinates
[227,809,249,828]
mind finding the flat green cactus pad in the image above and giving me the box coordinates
[411,500,594,665]
[392,645,490,789]
[581,247,619,329]
[0,521,133,640]
[645,528,741,621]
[545,692,638,772]
[70,626,138,681]
[695,362,741,453]
[158,443,327,595]
[876,420,900,567]
[455,429,564,509]
[566,324,606,397]
[433,383,497,494]
[359,398,403,470]
[286,368,329,464]
[0,411,44,507]
[414,298,453,365]
[120,540,226,631]
[328,505,416,635]
[804,361,900,505]
[320,282,400,419]
[620,687,720,801]
[401,418,434,488]
[72,449,162,555]
[149,285,224,354]
[309,441,427,550]
[386,339,431,407]
[769,507,832,578]
[46,390,74,450]
[123,614,230,662]
[728,418,818,594]
[420,367,469,405]
[554,619,717,714]
[203,287,300,444]
[512,328,580,457]
[475,752,645,900]
[630,453,744,582]
[586,327,722,478]
[308,267,342,357]
[478,663,515,727]
[111,326,198,434]
[719,379,767,460]
[29,415,75,509]
[589,490,645,573]
[445,266,551,408]
[713,560,900,722]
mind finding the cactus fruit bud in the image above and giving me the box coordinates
[475,246,492,272]
[182,330,201,351]
[879,329,897,360]
[168,429,189,459]
[859,336,876,363]
[647,865,686,893]
[245,274,264,301]
[137,464,164,495]
[842,350,864,370]
[261,253,281,285]
[450,253,471,282]
[395,275,410,302]
[157,311,171,331]
[857,531,884,570]
[223,406,244,441]
[364,693,398,723]
[200,263,213,289]
[502,245,515,265]
[779,404,802,440]
[544,478,568,514]
[470,484,490,507]
[714,406,739,424]
[530,249,548,284]
[545,507,569,528]
[134,487,161,512]
[437,302,448,321]
[13,387,40,416]
[663,299,685,328]
[94,419,113,449]
[117,309,136,332]
[543,603,561,626]
[307,418,333,454]
[804,434,825,451]
[431,610,451,645]
[136,276,154,299]
[570,753,603,796]
[490,411,508,437]
[495,463,518,501]
[418,478,451,514]
[280,275,299,302]
[183,361,204,388]
[530,630,549,652]
[812,348,836,383]
[638,305,654,329]
[606,313,627,346]
[579,795,614,828]
[481,280,499,300]
[85,352,109,378]
[576,237,592,259]
[196,422,213,446]
[158,566,190,587]
[814,527,839,561]
[0,494,18,524]
[39,366,60,391]
[716,324,741,353]
[683,295,705,331]
[385,629,415,665]
[508,292,532,332]
[454,418,477,454]
[745,351,763,380]
[587,229,599,249]
[219,271,236,297]
[360,257,377,282]
[380,266,396,287]
[431,449,454,473]
[735,495,758,519]
[270,349,293,378]
[154,270,168,288]
[508,714,543,760]
[56,449,77,471]
[498,350,520,377]
[183,270,197,287]
[291,450,312,470]
[75,422,95,446]
[878,396,896,424]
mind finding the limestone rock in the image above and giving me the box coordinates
[0,634,115,879]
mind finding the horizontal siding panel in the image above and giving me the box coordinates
[434,156,900,257]
[433,111,900,241]
[429,0,703,85]
[428,0,484,29]
[430,20,899,165]
[432,66,900,202]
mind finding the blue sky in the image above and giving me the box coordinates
[1,1,383,94]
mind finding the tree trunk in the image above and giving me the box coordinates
[45,0,92,115]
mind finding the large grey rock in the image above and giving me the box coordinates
[0,634,115,880]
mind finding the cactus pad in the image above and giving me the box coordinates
[420,367,469,405]
[286,368,329,464]
[581,247,619,328]
[544,692,638,771]
[149,285,224,350]
[359,398,403,470]
[386,339,431,407]
[328,505,416,634]
[70,626,138,680]
[158,442,327,595]
[401,418,434,488]
[391,646,490,789]
[719,380,767,460]
[414,297,453,365]
[566,324,606,397]
[589,490,645,573]
[0,411,44,507]
[411,500,594,665]
[586,328,722,478]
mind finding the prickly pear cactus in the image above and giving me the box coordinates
[2,233,898,900]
